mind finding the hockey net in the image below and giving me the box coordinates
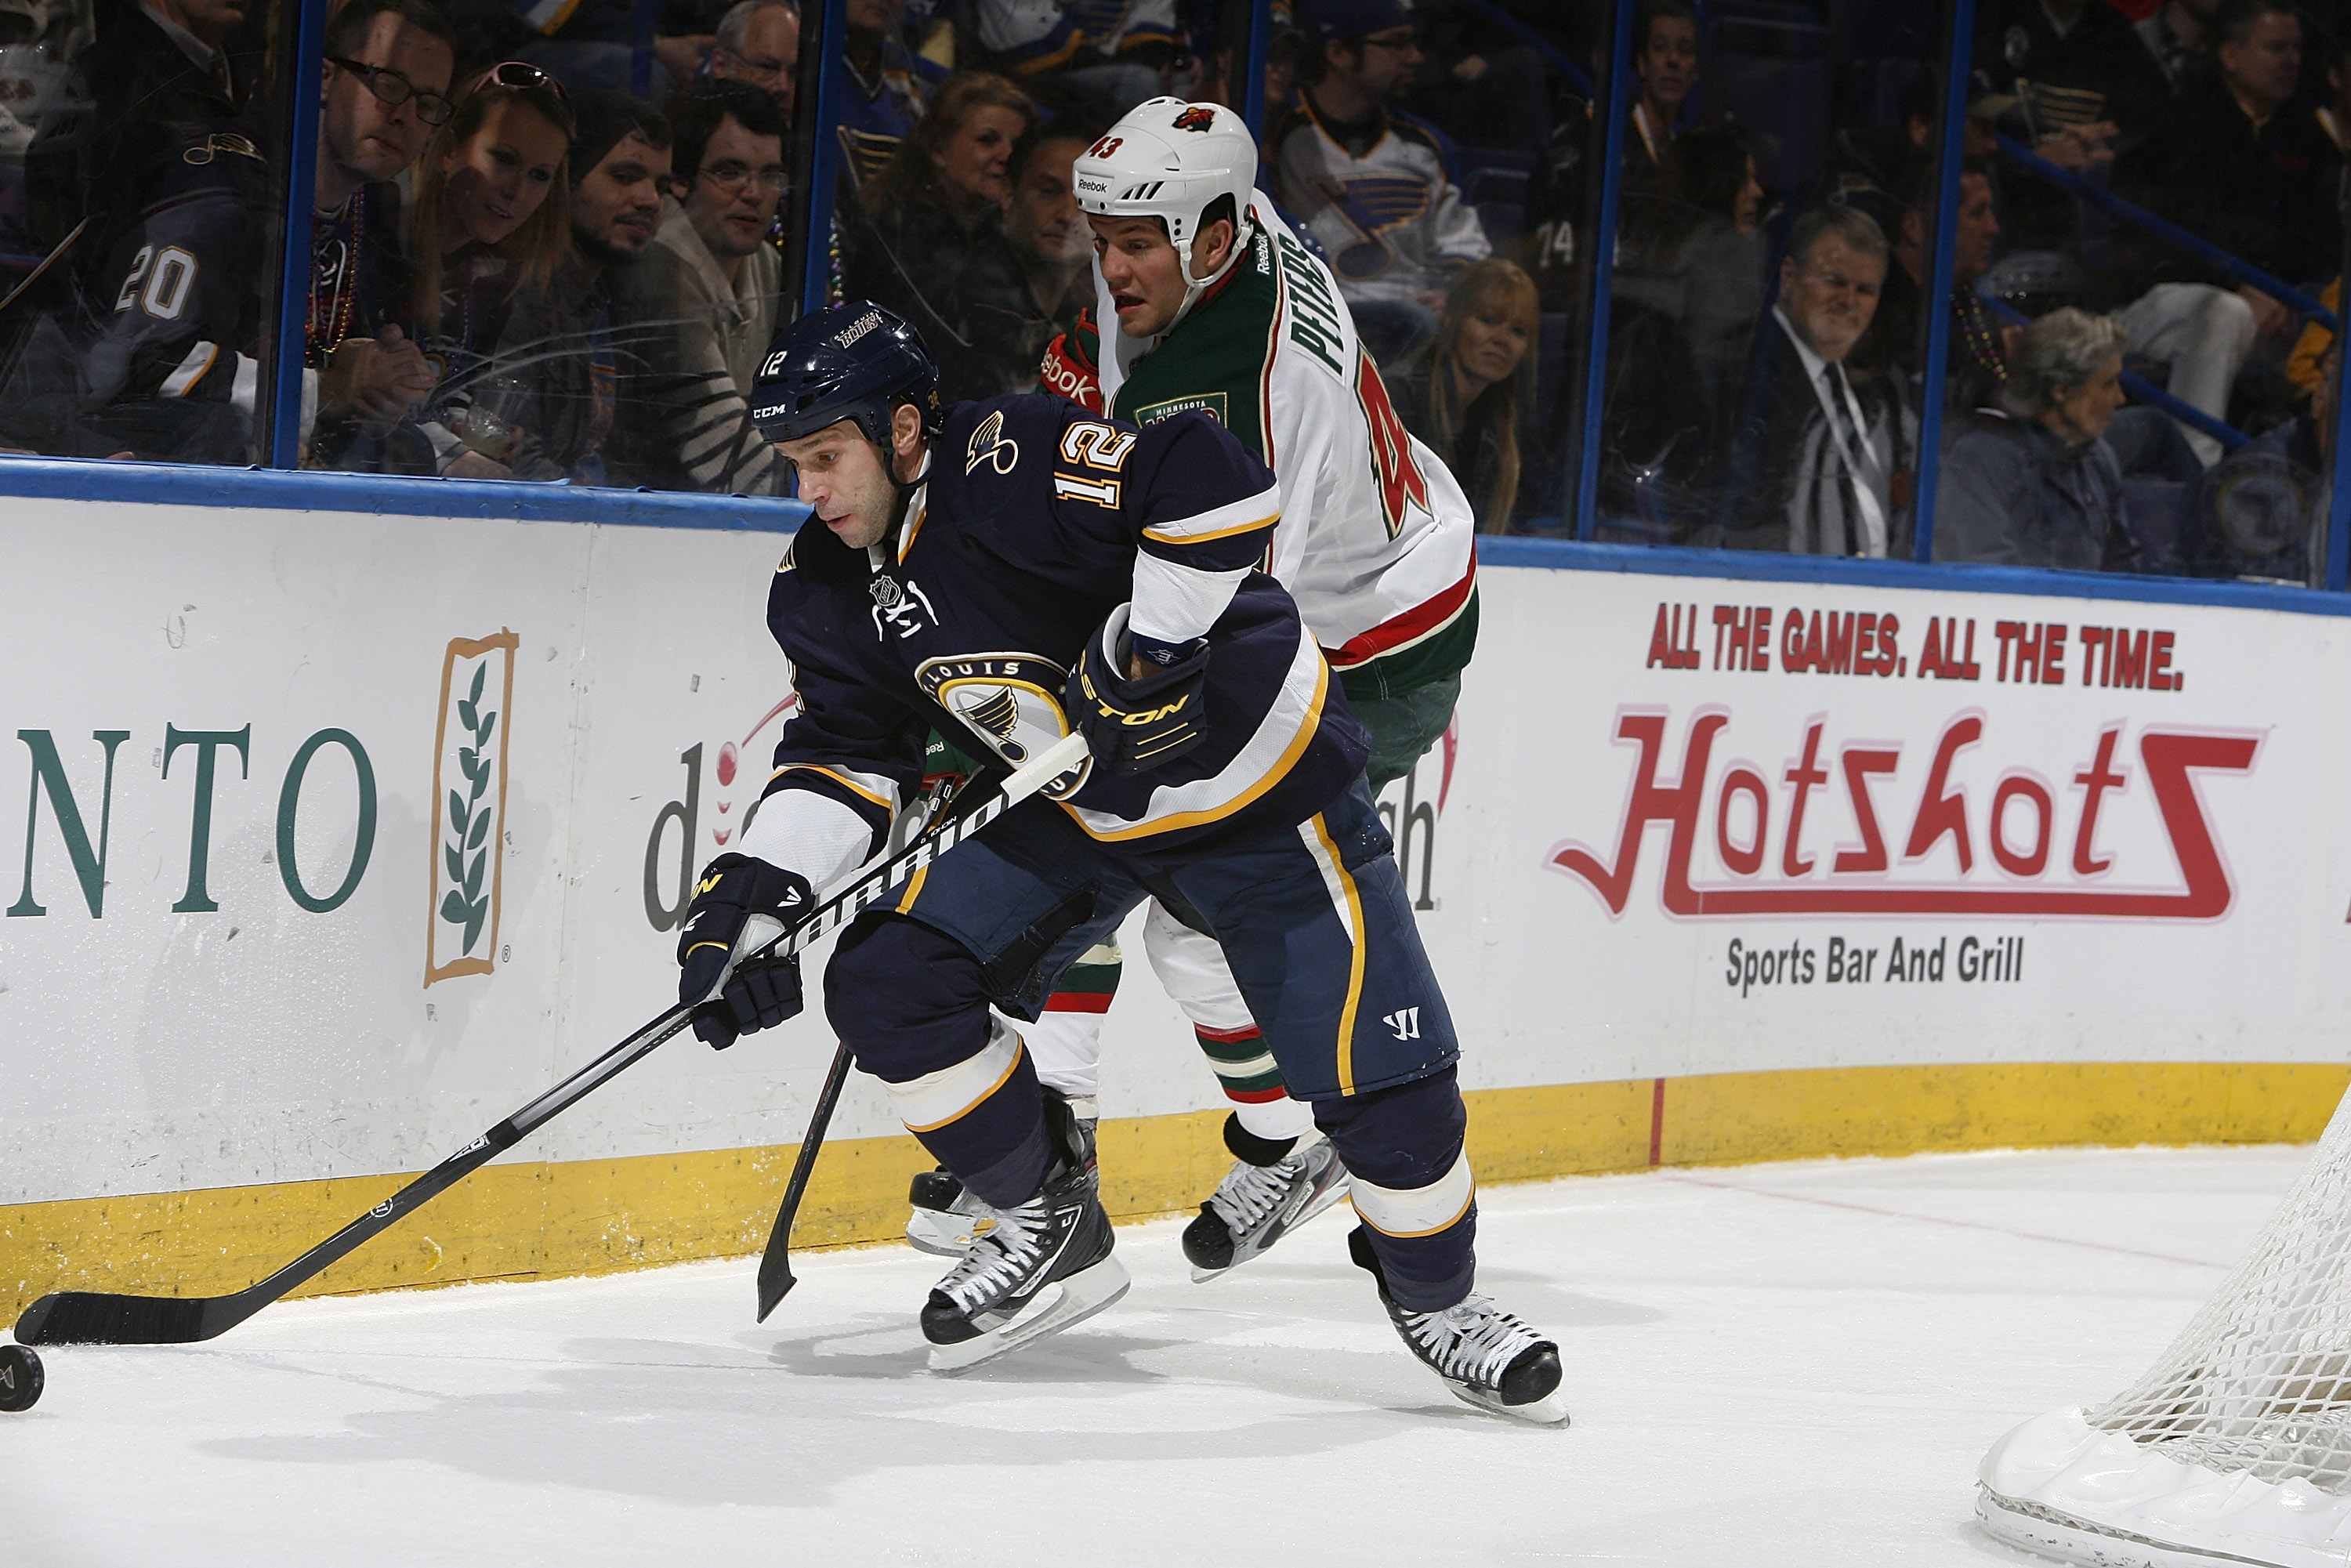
[1979,1086,2351,1568]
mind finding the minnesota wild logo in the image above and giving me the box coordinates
[426,631,518,985]
[1172,105,1216,132]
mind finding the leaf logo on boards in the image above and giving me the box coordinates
[426,632,518,985]
[1548,708,2260,920]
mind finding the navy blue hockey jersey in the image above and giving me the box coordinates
[759,393,1368,865]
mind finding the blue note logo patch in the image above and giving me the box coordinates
[916,653,1092,798]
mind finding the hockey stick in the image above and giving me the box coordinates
[752,759,995,1320]
[13,732,1088,1349]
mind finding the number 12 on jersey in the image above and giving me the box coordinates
[1052,420,1136,509]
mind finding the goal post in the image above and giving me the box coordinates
[1979,1086,2351,1567]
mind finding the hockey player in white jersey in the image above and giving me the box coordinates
[911,96,1480,1291]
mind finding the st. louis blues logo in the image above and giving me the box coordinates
[1172,105,1217,132]
[916,653,1092,799]
[1310,175,1431,281]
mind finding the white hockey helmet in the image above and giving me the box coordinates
[1073,97,1259,330]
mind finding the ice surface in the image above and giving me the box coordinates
[0,1145,2313,1567]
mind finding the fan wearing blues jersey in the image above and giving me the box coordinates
[671,299,1564,1419]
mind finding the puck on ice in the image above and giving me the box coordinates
[0,1343,43,1410]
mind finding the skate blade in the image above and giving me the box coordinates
[1186,1173,1353,1285]
[926,1255,1132,1376]
[1444,1377,1571,1426]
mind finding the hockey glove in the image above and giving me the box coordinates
[676,853,811,1049]
[1066,624,1211,775]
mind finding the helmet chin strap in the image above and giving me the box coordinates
[871,437,931,559]
[1165,215,1254,337]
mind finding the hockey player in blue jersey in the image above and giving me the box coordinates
[672,300,1566,1421]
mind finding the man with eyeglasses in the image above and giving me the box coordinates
[707,0,800,115]
[1714,204,1907,558]
[306,0,458,469]
[610,79,787,494]
[1271,0,1490,368]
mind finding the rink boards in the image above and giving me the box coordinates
[5,487,2349,1316]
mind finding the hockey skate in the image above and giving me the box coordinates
[907,1094,1095,1257]
[1181,1121,1351,1283]
[920,1099,1125,1374]
[1349,1228,1569,1425]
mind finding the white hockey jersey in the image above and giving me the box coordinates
[1269,94,1491,308]
[1038,195,1476,698]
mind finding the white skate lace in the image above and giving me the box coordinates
[1399,1295,1544,1389]
[1208,1148,1310,1235]
[937,1196,1051,1312]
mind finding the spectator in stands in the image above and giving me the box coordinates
[1873,155,2203,486]
[1624,0,1697,194]
[0,121,273,464]
[1935,309,2135,570]
[406,63,578,479]
[1973,0,2168,147]
[1386,259,1538,533]
[2135,0,2221,94]
[974,0,1178,113]
[2192,338,2335,582]
[65,0,264,139]
[1593,121,1762,537]
[1402,0,1551,170]
[1273,0,1491,368]
[2281,54,2351,396]
[611,79,786,492]
[1654,122,1764,419]
[707,0,799,114]
[833,0,934,190]
[1859,156,2001,400]
[2112,0,2339,462]
[493,91,674,484]
[1001,105,1114,351]
[308,0,460,469]
[842,71,1041,402]
[1715,205,1904,557]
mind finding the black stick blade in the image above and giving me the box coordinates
[755,1256,798,1324]
[16,1291,216,1345]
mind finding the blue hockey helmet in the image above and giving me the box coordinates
[748,302,943,449]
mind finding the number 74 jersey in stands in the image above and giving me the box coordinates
[1040,194,1478,703]
[759,393,1369,868]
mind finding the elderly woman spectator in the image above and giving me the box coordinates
[1387,259,1540,532]
[1935,309,2138,570]
[840,71,1041,402]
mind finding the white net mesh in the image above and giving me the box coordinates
[2086,1086,2351,1493]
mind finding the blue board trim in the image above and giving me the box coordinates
[1478,535,2351,617]
[0,457,810,533]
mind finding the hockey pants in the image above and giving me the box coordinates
[824,782,1480,1312]
[1025,674,1460,1143]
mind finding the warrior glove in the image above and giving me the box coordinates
[676,853,811,1049]
[1067,623,1211,775]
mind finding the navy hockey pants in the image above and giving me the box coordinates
[824,780,1479,1311]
